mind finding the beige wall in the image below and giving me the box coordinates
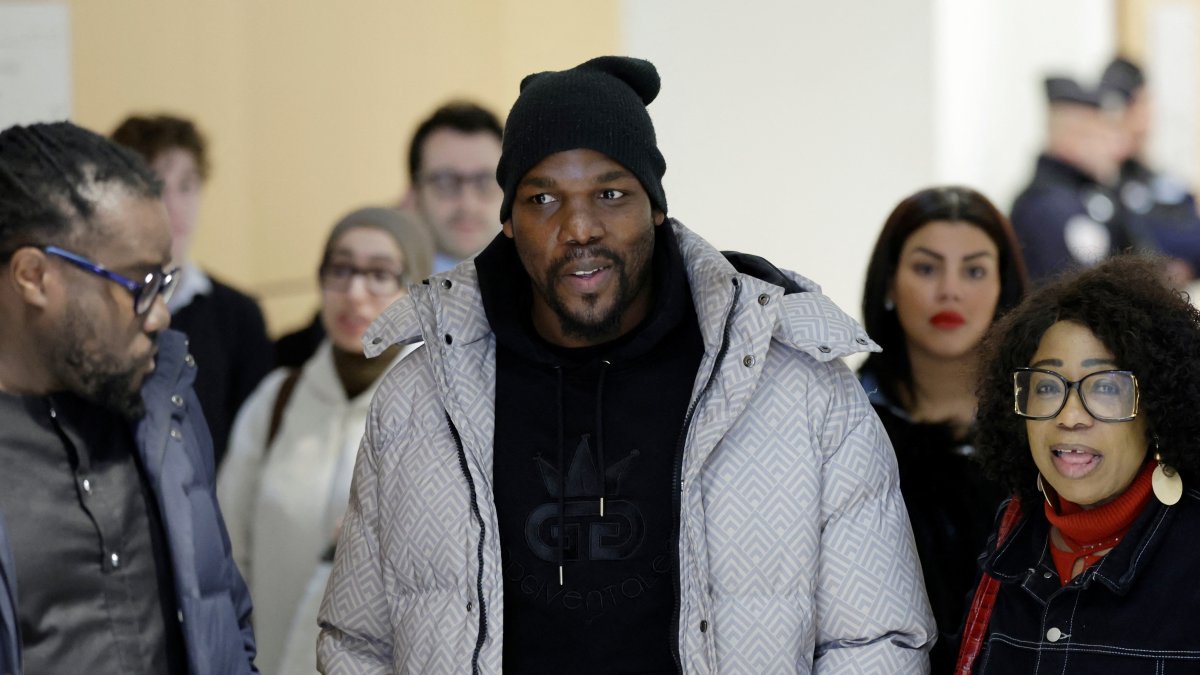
[70,0,620,335]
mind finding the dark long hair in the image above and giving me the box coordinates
[859,186,1029,406]
[975,254,1200,505]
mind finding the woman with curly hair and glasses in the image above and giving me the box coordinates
[959,254,1200,673]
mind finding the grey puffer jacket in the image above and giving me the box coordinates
[318,221,935,674]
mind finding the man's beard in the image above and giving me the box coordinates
[537,230,654,344]
[49,309,149,420]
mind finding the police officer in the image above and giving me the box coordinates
[1101,56,1200,284]
[1010,76,1135,284]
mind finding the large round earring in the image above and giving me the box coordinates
[1037,473,1054,509]
[1153,451,1183,506]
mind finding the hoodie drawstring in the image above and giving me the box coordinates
[554,359,613,587]
[554,365,565,586]
[596,360,610,518]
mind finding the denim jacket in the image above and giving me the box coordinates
[976,486,1200,673]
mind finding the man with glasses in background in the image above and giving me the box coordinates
[0,122,256,674]
[402,101,504,273]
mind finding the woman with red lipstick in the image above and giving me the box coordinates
[860,186,1029,673]
[960,255,1200,673]
[217,207,433,675]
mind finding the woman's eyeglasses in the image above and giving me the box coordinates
[319,263,404,297]
[1012,367,1139,422]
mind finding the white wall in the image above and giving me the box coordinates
[932,0,1116,207]
[1144,2,1199,186]
[623,0,937,317]
[623,0,1115,321]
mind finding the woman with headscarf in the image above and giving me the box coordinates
[218,207,433,675]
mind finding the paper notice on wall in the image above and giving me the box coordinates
[0,2,72,128]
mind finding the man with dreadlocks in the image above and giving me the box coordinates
[0,121,257,674]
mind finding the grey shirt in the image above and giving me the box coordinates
[0,390,186,674]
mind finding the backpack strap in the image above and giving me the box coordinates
[955,497,1023,674]
[266,368,301,449]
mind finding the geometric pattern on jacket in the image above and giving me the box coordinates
[317,220,935,674]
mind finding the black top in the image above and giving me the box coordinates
[273,311,326,369]
[478,226,702,674]
[1116,159,1200,270]
[0,390,187,674]
[170,274,274,466]
[861,381,1006,675]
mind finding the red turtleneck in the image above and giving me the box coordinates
[1043,461,1155,584]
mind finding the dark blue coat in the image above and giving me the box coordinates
[0,330,258,674]
[975,487,1200,673]
[1118,159,1200,271]
[1010,155,1133,285]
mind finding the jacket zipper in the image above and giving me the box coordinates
[669,277,740,673]
[448,414,488,675]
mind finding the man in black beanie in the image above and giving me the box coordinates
[319,56,933,674]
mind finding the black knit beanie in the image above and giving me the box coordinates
[496,55,667,223]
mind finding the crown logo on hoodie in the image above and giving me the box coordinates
[535,434,639,499]
[526,433,645,564]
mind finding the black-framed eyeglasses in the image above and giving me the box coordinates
[419,170,500,199]
[319,263,404,297]
[43,246,179,316]
[1012,367,1140,422]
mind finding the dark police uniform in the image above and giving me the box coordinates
[1010,154,1134,285]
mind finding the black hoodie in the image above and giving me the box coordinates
[477,224,702,674]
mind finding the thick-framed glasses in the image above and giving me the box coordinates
[319,263,404,297]
[419,170,500,199]
[43,246,179,316]
[1012,367,1140,422]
